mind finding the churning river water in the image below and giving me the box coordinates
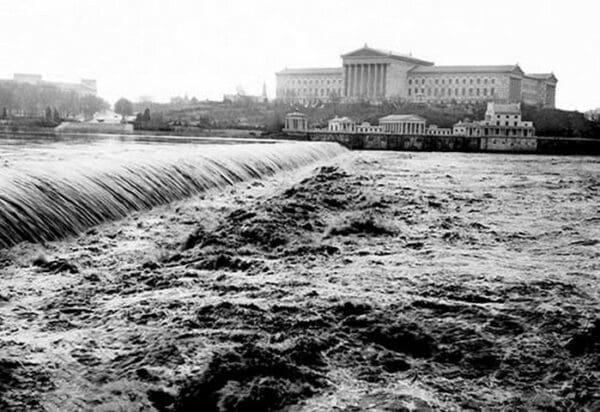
[0,134,346,248]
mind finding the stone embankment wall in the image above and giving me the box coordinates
[284,132,600,155]
[55,122,134,134]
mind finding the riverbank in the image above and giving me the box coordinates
[1,151,599,410]
[282,131,600,155]
[0,125,264,140]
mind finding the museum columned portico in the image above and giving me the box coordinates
[344,63,388,99]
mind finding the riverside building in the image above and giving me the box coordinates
[7,73,97,96]
[276,45,557,108]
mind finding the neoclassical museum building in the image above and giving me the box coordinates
[275,45,557,108]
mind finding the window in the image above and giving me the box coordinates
[463,79,467,84]
[462,88,466,95]
[484,78,488,84]
[491,88,495,95]
[408,88,412,96]
[435,79,439,84]
[427,88,431,96]
[483,88,487,96]
[442,79,445,84]
[421,88,425,94]
[477,78,481,84]
[470,78,474,85]
[408,79,412,85]
[422,79,425,84]
[455,88,459,96]
[449,79,453,85]
[491,79,495,84]
[469,88,473,96]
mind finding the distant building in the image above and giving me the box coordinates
[283,112,309,132]
[328,116,355,132]
[224,85,266,104]
[276,45,557,108]
[275,68,344,104]
[478,102,535,137]
[453,102,534,137]
[10,73,97,96]
[453,121,482,137]
[585,108,600,121]
[379,114,426,134]
[355,122,383,133]
[427,125,453,136]
[522,73,557,107]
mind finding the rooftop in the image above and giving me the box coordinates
[329,116,354,123]
[525,73,558,82]
[276,67,342,75]
[342,45,434,66]
[411,64,523,74]
[285,111,307,118]
[488,103,521,114]
[379,114,426,122]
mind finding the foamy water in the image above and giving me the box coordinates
[0,136,347,248]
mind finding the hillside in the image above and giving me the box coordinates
[134,100,600,139]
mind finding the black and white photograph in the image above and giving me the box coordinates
[0,1,599,410]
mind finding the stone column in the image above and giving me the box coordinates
[349,65,355,97]
[350,64,358,98]
[365,64,370,98]
[374,64,380,98]
[382,64,387,98]
[363,64,368,97]
[344,65,349,98]
[369,64,377,98]
[367,63,373,97]
[359,64,365,97]
[354,65,359,97]
[366,63,373,98]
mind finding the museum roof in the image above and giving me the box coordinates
[342,45,434,66]
[379,114,426,122]
[276,67,343,75]
[525,73,558,82]
[410,64,524,75]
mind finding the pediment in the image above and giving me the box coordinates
[342,46,388,58]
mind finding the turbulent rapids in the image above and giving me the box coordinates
[0,141,346,248]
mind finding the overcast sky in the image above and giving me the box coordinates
[0,0,598,111]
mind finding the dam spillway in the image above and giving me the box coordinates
[0,140,347,249]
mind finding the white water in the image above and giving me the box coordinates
[0,140,346,248]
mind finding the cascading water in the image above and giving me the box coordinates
[0,141,347,249]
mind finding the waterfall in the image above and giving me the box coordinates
[0,142,347,248]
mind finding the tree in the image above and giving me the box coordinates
[114,98,133,116]
[45,106,52,121]
[1,107,7,119]
[142,108,151,122]
[53,108,60,123]
[81,94,109,119]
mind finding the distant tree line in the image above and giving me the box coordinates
[0,81,109,120]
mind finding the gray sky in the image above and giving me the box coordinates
[0,0,598,111]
